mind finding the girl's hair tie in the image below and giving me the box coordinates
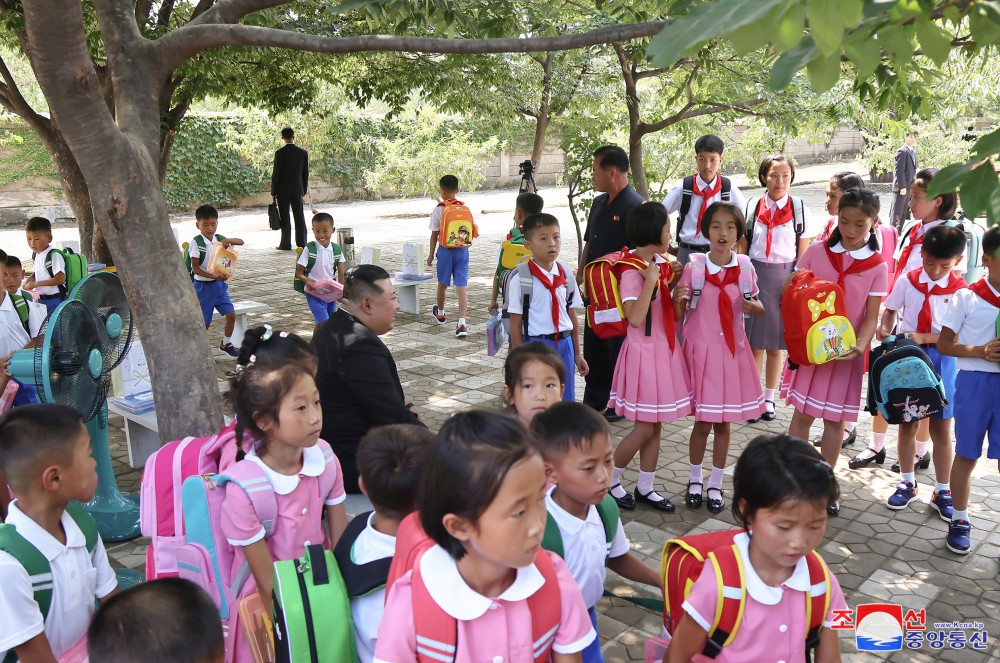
[261,325,274,342]
[248,353,257,365]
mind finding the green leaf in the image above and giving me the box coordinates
[970,2,1000,45]
[843,30,882,79]
[806,52,841,93]
[881,24,914,71]
[972,128,1000,160]
[988,186,1000,228]
[839,0,863,27]
[728,13,775,54]
[771,37,818,89]
[647,0,786,67]
[774,3,807,53]
[915,16,952,65]
[807,0,846,56]
[959,163,1000,219]
[927,161,974,198]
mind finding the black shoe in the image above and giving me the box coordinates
[891,451,931,473]
[828,500,841,517]
[609,484,635,510]
[275,246,292,251]
[685,482,703,509]
[634,488,675,512]
[706,487,725,514]
[603,408,624,423]
[848,447,886,470]
[842,428,857,448]
[760,400,777,422]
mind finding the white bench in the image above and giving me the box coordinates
[213,300,270,348]
[107,401,160,469]
[389,277,432,315]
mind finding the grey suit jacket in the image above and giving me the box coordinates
[892,145,916,193]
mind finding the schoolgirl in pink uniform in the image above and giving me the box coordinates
[374,410,594,662]
[674,202,765,514]
[783,189,889,516]
[219,329,348,661]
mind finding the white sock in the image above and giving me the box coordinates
[936,482,950,493]
[871,432,886,453]
[901,472,916,485]
[708,466,726,491]
[458,317,466,325]
[915,439,930,457]
[953,508,969,522]
[637,471,662,500]
[688,463,703,487]
[763,388,776,402]
[223,336,231,345]
[845,422,857,434]
[611,467,627,497]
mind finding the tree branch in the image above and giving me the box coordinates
[188,0,287,26]
[190,0,218,22]
[638,98,766,136]
[134,0,154,28]
[0,54,50,133]
[157,0,178,27]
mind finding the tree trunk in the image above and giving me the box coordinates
[613,43,649,199]
[530,114,549,169]
[530,54,554,166]
[629,135,649,200]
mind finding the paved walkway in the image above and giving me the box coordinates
[17,167,998,662]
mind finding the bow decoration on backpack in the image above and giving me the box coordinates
[808,293,837,322]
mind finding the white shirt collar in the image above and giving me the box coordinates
[545,485,597,536]
[918,270,952,288]
[829,241,876,259]
[765,195,789,211]
[245,443,325,495]
[529,258,562,277]
[705,251,739,275]
[418,544,546,620]
[915,219,946,237]
[696,174,718,190]
[361,512,396,552]
[734,532,811,605]
[5,501,87,561]
[315,242,334,253]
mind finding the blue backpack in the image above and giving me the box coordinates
[867,334,948,425]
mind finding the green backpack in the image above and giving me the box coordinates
[272,543,357,663]
[0,501,98,663]
[183,234,224,281]
[293,241,343,294]
[36,248,87,297]
[541,493,620,560]
[9,290,33,334]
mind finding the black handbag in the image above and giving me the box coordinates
[268,200,281,230]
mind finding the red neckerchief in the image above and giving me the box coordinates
[907,269,967,333]
[704,265,741,355]
[691,175,722,227]
[895,223,926,282]
[824,243,884,288]
[756,198,794,262]
[527,260,566,333]
[970,279,1000,308]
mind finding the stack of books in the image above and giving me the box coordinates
[394,272,434,282]
[111,390,155,414]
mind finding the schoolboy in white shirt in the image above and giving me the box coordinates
[23,217,66,316]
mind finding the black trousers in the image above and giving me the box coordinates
[582,322,624,411]
[277,193,307,249]
[889,190,911,233]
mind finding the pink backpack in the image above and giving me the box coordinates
[139,421,241,579]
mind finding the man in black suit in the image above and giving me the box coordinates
[889,130,918,232]
[271,126,309,249]
[313,264,424,493]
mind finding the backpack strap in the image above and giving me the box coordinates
[702,544,746,659]
[594,493,620,558]
[302,241,318,278]
[193,234,208,263]
[688,253,708,310]
[412,551,458,663]
[65,501,99,555]
[736,254,754,301]
[744,197,762,245]
[803,551,832,662]
[11,291,31,334]
[791,196,806,260]
[517,261,533,338]
[217,462,278,538]
[720,177,732,201]
[527,550,562,662]
[332,511,393,598]
[540,510,564,560]
[677,175,695,240]
[0,524,54,624]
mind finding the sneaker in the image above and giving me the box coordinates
[946,519,971,554]
[886,480,918,510]
[455,323,468,337]
[219,342,239,357]
[432,306,446,324]
[930,489,954,522]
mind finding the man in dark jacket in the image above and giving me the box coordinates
[271,126,309,250]
[889,130,917,232]
[313,265,424,493]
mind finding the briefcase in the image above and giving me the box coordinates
[268,201,281,230]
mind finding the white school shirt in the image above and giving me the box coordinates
[296,241,345,282]
[349,513,395,663]
[621,254,667,302]
[428,200,460,232]
[939,282,1000,374]
[506,259,583,336]
[544,487,629,609]
[884,269,965,334]
[893,219,969,276]
[0,290,46,356]
[827,242,889,297]
[663,175,746,245]
[191,233,223,282]
[746,195,821,264]
[31,247,65,296]
[0,502,118,659]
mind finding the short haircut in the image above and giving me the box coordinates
[195,205,218,221]
[357,424,433,521]
[281,127,295,140]
[757,154,796,187]
[830,171,864,192]
[439,174,459,192]
[515,193,544,216]
[922,225,967,260]
[419,410,538,560]
[88,578,223,663]
[700,201,746,240]
[25,217,52,234]
[343,264,390,301]
[522,213,560,239]
[0,404,85,493]
[906,129,918,137]
[626,201,669,248]
[312,212,334,226]
[5,254,21,269]
[983,224,1000,257]
[503,342,565,393]
[827,188,881,251]
[593,145,629,174]
[694,134,725,156]
[530,402,610,459]
[912,168,958,219]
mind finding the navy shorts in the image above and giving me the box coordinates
[194,280,235,326]
[954,371,1000,461]
[436,246,469,287]
[305,292,338,324]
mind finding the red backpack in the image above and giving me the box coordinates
[584,249,671,339]
[660,529,831,660]
[781,270,857,368]
[386,513,562,663]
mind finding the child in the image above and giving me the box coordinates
[532,402,662,663]
[609,202,692,512]
[0,404,119,661]
[937,225,1000,554]
[507,213,588,401]
[338,424,432,663]
[674,202,765,513]
[190,204,245,357]
[666,434,847,663]
[783,189,888,516]
[490,191,543,317]
[856,225,967,518]
[87,578,224,663]
[374,410,595,662]
[741,155,819,423]
[502,341,566,427]
[663,134,745,265]
[297,211,347,330]
[5,254,26,296]
[220,334,349,661]
[0,249,45,411]
[426,174,470,337]
[893,167,967,284]
[23,216,66,315]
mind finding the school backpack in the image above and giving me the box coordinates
[139,421,240,580]
[781,270,857,368]
[9,290,34,334]
[293,241,343,294]
[867,334,948,425]
[898,216,984,284]
[183,234,224,281]
[332,511,393,600]
[744,196,806,261]
[583,249,664,339]
[496,226,531,278]
[507,260,575,338]
[677,175,732,240]
[437,199,478,249]
[0,501,97,663]
[541,494,619,560]
[686,253,754,311]
[34,247,87,297]
[659,529,831,660]
[272,543,357,663]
